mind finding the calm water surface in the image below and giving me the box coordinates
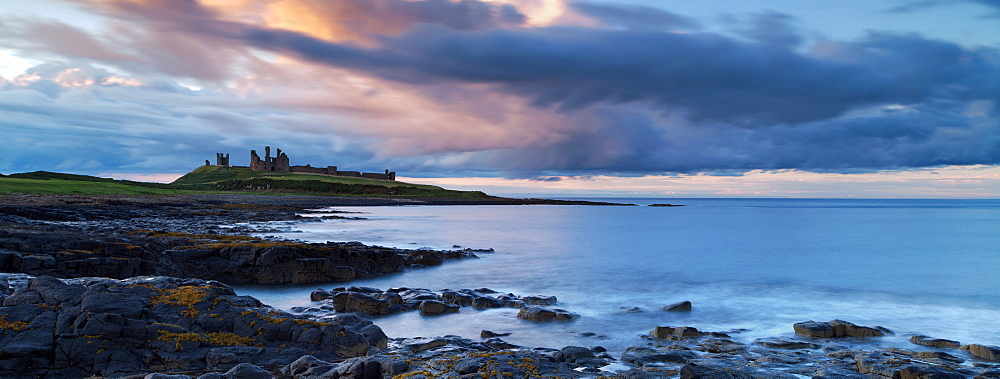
[235,198,1000,355]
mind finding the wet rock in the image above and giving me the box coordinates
[662,301,692,312]
[680,361,754,378]
[854,351,975,378]
[0,275,379,377]
[0,223,476,285]
[622,346,699,365]
[886,348,965,364]
[793,319,891,338]
[963,344,1000,361]
[812,366,868,378]
[146,374,192,379]
[516,306,579,322]
[222,363,273,379]
[521,295,558,305]
[480,330,510,338]
[651,326,706,339]
[307,287,564,318]
[979,368,1000,378]
[418,300,459,316]
[910,335,961,349]
[753,338,819,350]
[695,338,750,355]
[280,355,335,377]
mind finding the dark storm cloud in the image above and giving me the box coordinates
[570,1,700,30]
[741,11,802,48]
[888,0,1000,15]
[224,23,1000,174]
[236,24,997,126]
[7,0,999,176]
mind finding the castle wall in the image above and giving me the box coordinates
[275,153,290,172]
[234,146,394,180]
[289,165,330,175]
[361,172,395,180]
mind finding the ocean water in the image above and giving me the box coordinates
[234,198,1000,355]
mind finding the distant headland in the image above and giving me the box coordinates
[208,145,396,181]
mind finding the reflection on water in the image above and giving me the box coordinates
[236,198,1000,354]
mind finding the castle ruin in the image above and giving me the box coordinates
[208,146,395,181]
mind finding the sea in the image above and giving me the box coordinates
[234,198,1000,356]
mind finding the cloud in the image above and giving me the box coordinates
[887,0,1000,16]
[739,11,802,48]
[233,23,997,125]
[1,0,998,179]
[570,1,699,31]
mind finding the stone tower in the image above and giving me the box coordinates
[215,153,230,167]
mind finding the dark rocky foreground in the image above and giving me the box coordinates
[0,194,481,284]
[1,194,999,378]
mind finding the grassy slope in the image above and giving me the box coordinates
[0,167,488,198]
[0,177,190,195]
[173,166,439,189]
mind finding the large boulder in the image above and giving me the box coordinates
[662,301,692,312]
[0,276,381,377]
[909,335,961,349]
[516,307,579,322]
[962,344,1000,361]
[417,300,459,316]
[651,326,706,339]
[793,320,891,338]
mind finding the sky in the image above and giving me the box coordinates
[0,0,998,198]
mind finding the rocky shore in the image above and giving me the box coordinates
[1,194,999,378]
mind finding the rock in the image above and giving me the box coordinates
[979,369,1000,378]
[0,216,476,285]
[853,351,975,378]
[555,346,595,363]
[910,335,961,349]
[753,338,819,350]
[680,362,754,378]
[281,355,334,377]
[223,363,273,379]
[651,326,705,339]
[516,307,578,322]
[480,330,510,338]
[812,366,867,378]
[662,301,692,312]
[893,364,968,379]
[0,275,380,377]
[470,296,502,309]
[963,344,1000,361]
[793,320,890,338]
[521,295,558,305]
[622,346,699,365]
[403,337,450,352]
[310,287,563,318]
[146,374,193,379]
[418,300,459,316]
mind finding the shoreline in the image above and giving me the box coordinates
[0,194,997,378]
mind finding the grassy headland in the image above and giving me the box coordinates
[0,166,489,198]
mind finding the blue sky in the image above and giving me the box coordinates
[0,0,998,197]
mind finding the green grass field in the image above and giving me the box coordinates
[173,166,441,189]
[0,177,192,195]
[0,166,489,198]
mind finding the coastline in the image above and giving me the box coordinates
[0,194,998,378]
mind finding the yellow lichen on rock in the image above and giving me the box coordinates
[150,285,216,318]
[0,315,29,332]
[157,330,258,351]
